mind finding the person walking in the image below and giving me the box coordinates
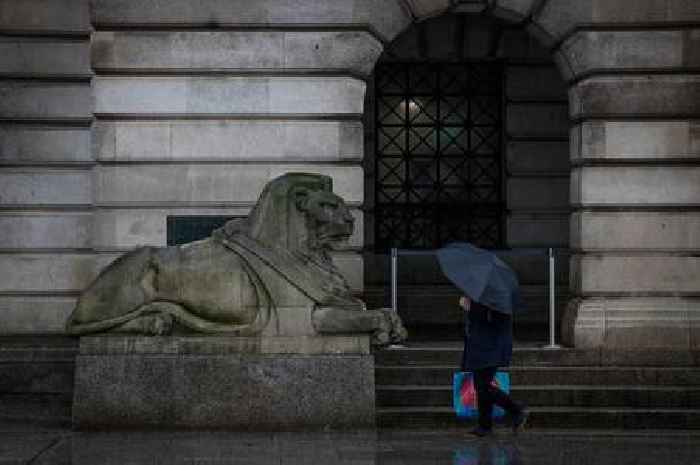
[437,242,529,436]
[460,294,528,437]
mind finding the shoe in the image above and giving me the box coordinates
[512,408,529,434]
[468,426,493,437]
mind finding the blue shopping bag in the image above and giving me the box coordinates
[453,371,510,419]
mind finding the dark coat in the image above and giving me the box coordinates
[461,302,513,370]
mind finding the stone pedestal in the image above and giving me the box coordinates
[72,336,375,430]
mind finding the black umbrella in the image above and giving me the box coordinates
[436,242,522,315]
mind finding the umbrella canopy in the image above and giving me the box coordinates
[436,242,522,315]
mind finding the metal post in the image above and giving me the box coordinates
[544,247,562,349]
[391,247,398,314]
[388,248,405,349]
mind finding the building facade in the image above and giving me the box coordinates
[1,0,699,355]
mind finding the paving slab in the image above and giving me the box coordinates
[1,430,700,464]
[0,434,63,465]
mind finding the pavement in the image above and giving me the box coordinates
[3,428,700,464]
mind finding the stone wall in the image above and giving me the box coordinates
[0,0,699,351]
[87,0,397,298]
[0,0,414,335]
[0,0,93,334]
[550,2,700,350]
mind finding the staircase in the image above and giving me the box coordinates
[375,343,700,429]
[4,338,700,431]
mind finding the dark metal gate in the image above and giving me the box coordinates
[374,61,504,251]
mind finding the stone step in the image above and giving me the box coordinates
[376,348,599,366]
[377,407,700,429]
[375,347,700,367]
[377,385,700,408]
[376,365,700,386]
[403,326,553,345]
[0,394,72,429]
[0,362,75,394]
[0,337,77,402]
[0,337,78,363]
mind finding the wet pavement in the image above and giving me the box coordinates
[3,429,700,464]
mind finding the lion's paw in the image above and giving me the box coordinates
[371,309,407,346]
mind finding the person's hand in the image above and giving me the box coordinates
[459,296,471,311]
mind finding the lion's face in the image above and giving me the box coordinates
[299,190,355,251]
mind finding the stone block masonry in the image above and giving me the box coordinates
[0,0,93,336]
[84,2,399,309]
[0,0,698,357]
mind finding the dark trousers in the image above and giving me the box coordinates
[473,366,521,429]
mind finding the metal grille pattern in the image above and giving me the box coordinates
[374,62,504,251]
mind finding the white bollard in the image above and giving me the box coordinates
[388,248,404,349]
[391,247,398,314]
[544,247,562,350]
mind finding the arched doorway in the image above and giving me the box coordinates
[363,12,570,344]
[355,0,700,353]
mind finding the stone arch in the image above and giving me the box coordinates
[363,1,572,344]
[363,0,700,352]
[378,1,578,85]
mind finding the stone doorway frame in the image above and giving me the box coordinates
[360,0,700,352]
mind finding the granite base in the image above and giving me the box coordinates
[72,336,375,430]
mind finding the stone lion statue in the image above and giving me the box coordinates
[66,173,406,346]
